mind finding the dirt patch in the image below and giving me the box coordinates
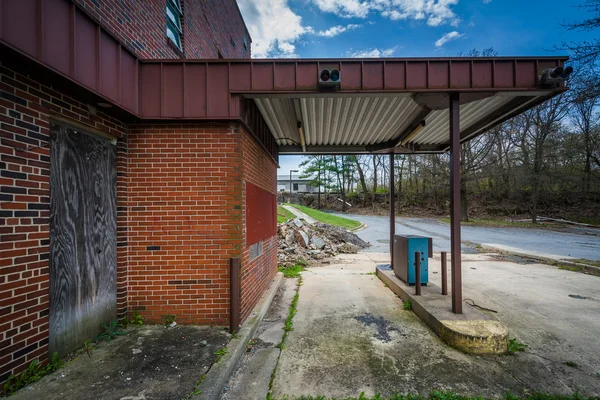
[9,325,229,400]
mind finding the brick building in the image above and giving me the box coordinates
[0,0,570,391]
[0,0,279,387]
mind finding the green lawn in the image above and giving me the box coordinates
[286,204,362,230]
[437,218,563,230]
[277,205,296,224]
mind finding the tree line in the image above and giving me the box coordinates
[295,2,600,224]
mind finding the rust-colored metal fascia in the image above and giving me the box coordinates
[0,43,139,122]
[143,56,569,63]
[1,0,139,115]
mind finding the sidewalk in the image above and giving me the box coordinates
[282,204,318,224]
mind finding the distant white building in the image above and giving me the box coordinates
[277,175,317,193]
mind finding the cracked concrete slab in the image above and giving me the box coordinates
[271,254,600,398]
[9,325,229,400]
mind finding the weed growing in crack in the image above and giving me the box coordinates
[403,300,412,310]
[3,352,63,395]
[95,320,126,343]
[83,339,96,358]
[507,338,527,354]
[129,310,144,326]
[213,347,228,363]
[268,276,303,399]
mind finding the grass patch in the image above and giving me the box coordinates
[438,218,564,230]
[3,352,63,395]
[507,338,527,354]
[286,204,361,230]
[272,392,599,400]
[279,264,305,278]
[403,300,412,310]
[278,205,296,224]
[569,259,600,268]
[559,265,585,272]
[564,361,579,368]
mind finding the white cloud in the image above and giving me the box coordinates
[311,0,371,18]
[483,0,492,3]
[435,31,463,47]
[346,46,398,58]
[311,0,460,27]
[316,24,363,37]
[237,1,365,57]
[237,0,312,57]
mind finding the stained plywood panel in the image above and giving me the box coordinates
[49,123,117,357]
[246,182,276,245]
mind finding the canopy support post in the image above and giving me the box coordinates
[449,92,463,314]
[389,153,395,269]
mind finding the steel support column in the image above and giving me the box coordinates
[389,153,395,268]
[449,93,462,314]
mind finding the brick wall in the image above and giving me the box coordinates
[0,63,127,385]
[74,0,251,59]
[126,123,243,325]
[240,128,278,322]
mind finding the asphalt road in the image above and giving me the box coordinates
[335,214,600,261]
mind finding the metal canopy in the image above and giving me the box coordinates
[251,91,554,154]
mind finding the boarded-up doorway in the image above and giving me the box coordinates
[49,122,117,356]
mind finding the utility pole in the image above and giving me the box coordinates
[289,169,298,203]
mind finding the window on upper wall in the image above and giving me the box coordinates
[166,0,183,51]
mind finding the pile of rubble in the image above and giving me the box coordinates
[278,218,370,266]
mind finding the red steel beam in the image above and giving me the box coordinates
[449,92,462,314]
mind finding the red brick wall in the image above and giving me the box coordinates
[0,63,127,385]
[240,128,278,322]
[126,123,243,325]
[74,0,251,59]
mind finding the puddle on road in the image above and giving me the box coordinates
[354,313,405,343]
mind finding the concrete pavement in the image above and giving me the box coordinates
[271,253,600,398]
[282,205,318,224]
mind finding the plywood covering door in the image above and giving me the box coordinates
[49,122,117,356]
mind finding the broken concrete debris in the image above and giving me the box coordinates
[278,218,369,266]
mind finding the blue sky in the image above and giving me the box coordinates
[236,0,595,173]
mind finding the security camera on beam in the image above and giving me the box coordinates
[318,68,341,88]
[539,66,573,87]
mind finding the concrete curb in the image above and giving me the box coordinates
[195,273,284,400]
[376,266,508,355]
[350,223,368,233]
[480,244,600,273]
